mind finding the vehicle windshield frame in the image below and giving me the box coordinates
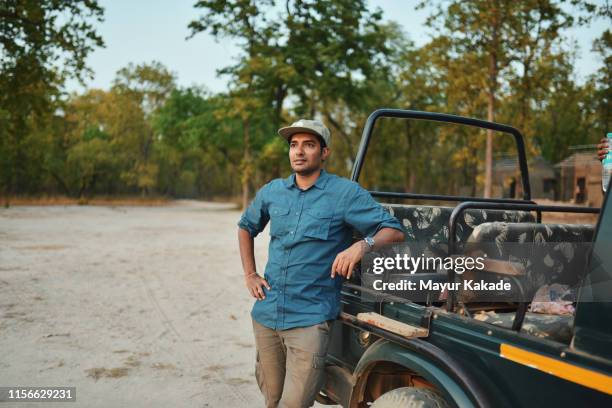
[351,109,532,202]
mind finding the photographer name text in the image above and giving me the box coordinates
[372,279,510,292]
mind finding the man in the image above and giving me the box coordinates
[237,119,405,408]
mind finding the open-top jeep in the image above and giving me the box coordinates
[317,110,612,408]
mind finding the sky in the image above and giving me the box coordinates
[65,0,610,94]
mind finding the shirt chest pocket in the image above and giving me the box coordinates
[269,206,291,237]
[303,208,334,240]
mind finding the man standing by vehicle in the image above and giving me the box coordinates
[237,119,405,408]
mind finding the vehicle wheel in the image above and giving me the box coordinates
[370,387,450,408]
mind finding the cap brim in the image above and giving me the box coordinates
[278,126,323,141]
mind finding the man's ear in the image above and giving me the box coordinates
[322,147,330,162]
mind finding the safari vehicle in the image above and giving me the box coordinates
[317,110,612,407]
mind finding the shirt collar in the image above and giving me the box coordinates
[283,173,296,188]
[283,169,330,190]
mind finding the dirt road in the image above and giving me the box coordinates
[1,201,327,407]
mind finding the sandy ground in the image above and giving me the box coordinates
[2,199,596,408]
[0,201,333,408]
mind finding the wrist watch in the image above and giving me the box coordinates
[363,236,375,251]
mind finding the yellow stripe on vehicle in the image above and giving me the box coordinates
[500,343,612,396]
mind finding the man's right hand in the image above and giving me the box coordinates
[245,273,271,300]
[597,138,609,161]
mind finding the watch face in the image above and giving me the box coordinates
[365,237,375,247]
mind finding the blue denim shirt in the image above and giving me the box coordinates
[238,169,403,330]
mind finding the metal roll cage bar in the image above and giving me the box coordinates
[348,108,601,332]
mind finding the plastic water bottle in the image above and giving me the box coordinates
[603,132,612,192]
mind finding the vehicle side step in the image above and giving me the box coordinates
[354,312,429,338]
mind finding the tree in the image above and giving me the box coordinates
[189,0,277,207]
[590,29,611,135]
[0,0,104,196]
[421,0,591,197]
[531,60,593,164]
[55,89,144,197]
[154,87,238,198]
[189,0,397,207]
[111,62,176,195]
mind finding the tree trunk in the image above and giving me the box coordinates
[519,58,532,133]
[8,116,27,196]
[485,96,495,198]
[405,120,415,192]
[274,84,287,130]
[309,90,316,118]
[484,3,500,199]
[241,118,251,210]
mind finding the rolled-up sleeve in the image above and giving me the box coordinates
[237,183,270,238]
[343,187,403,237]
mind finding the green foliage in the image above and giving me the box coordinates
[412,0,602,196]
[189,0,398,205]
[589,29,612,134]
[66,138,115,197]
[0,0,104,195]
[0,1,609,201]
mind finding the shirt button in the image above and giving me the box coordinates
[295,212,299,215]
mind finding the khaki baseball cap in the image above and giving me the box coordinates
[278,119,331,147]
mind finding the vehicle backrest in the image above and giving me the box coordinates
[466,222,594,291]
[383,204,535,257]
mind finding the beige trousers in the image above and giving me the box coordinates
[252,319,332,408]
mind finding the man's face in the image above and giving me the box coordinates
[289,133,330,175]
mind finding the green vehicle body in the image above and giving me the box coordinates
[319,110,612,408]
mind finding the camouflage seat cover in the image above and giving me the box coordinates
[358,205,534,301]
[468,221,594,246]
[474,310,574,343]
[465,222,593,343]
[466,222,594,288]
[383,205,534,256]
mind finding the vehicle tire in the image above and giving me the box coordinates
[370,387,450,408]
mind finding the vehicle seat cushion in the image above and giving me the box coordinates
[466,222,594,286]
[384,204,534,256]
[468,222,594,245]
